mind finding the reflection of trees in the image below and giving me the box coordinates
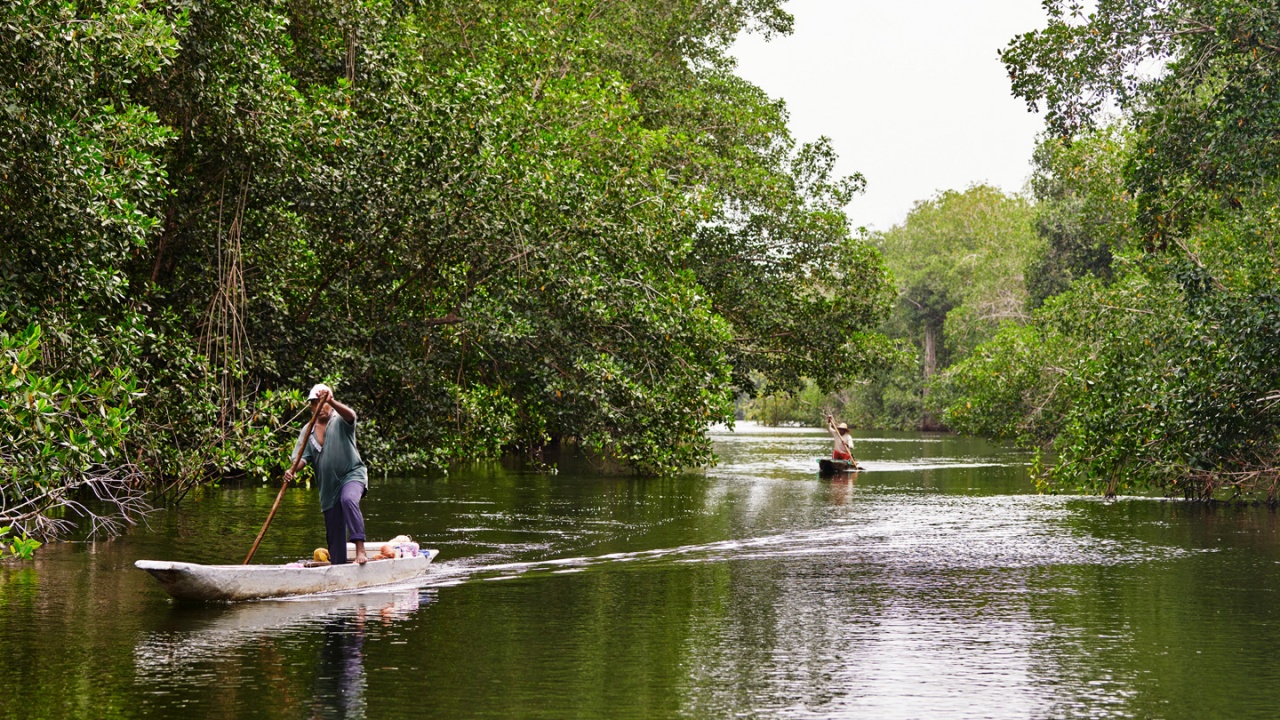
[29,429,1280,719]
[673,553,1041,716]
[1025,500,1280,718]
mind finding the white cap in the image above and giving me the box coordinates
[307,383,332,401]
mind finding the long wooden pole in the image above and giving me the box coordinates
[244,401,324,565]
[836,432,860,469]
[826,413,860,469]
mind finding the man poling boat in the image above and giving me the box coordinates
[135,384,441,602]
[817,413,861,475]
[285,384,371,566]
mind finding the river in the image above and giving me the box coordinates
[3,424,1280,719]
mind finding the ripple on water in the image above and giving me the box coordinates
[32,423,1263,720]
[421,493,1185,591]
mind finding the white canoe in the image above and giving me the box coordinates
[135,549,439,602]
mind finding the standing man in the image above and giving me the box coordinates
[285,384,370,565]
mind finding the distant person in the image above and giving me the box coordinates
[285,384,370,565]
[825,413,856,464]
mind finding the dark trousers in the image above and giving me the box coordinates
[323,481,367,565]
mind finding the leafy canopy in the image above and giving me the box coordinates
[0,0,892,537]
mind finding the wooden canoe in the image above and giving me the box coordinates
[817,458,861,476]
[135,548,439,602]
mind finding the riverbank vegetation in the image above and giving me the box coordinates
[751,0,1280,503]
[746,185,1041,431]
[1,0,893,539]
[944,0,1280,500]
[851,186,1040,431]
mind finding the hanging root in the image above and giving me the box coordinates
[199,173,253,436]
[1,463,152,542]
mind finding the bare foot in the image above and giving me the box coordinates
[355,552,368,565]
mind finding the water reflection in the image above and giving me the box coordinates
[133,589,428,719]
[12,426,1280,718]
[826,473,858,506]
[136,590,425,670]
[311,614,367,720]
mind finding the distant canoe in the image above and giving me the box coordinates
[136,549,439,602]
[817,458,861,476]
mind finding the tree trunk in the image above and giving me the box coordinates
[921,324,940,431]
[923,324,938,380]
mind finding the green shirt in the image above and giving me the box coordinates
[299,415,368,511]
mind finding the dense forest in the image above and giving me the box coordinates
[8,0,1280,543]
[1,0,894,540]
[946,0,1280,501]
[744,184,1040,431]
[749,0,1280,503]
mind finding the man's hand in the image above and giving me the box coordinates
[284,468,296,483]
[321,391,357,423]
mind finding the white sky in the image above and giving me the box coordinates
[732,0,1049,231]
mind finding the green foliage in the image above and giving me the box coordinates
[1025,125,1133,308]
[840,340,921,431]
[1049,267,1280,499]
[0,526,41,561]
[0,320,148,538]
[742,378,829,426]
[943,2,1280,499]
[948,260,1280,500]
[0,0,892,535]
[939,319,1076,448]
[1001,0,1280,246]
[862,186,1040,430]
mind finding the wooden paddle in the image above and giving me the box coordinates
[243,398,325,565]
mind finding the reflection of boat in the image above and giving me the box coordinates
[135,549,439,601]
[817,458,861,476]
[135,588,426,675]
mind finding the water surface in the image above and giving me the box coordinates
[3,425,1280,719]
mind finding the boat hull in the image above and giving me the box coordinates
[817,458,860,476]
[135,549,439,602]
